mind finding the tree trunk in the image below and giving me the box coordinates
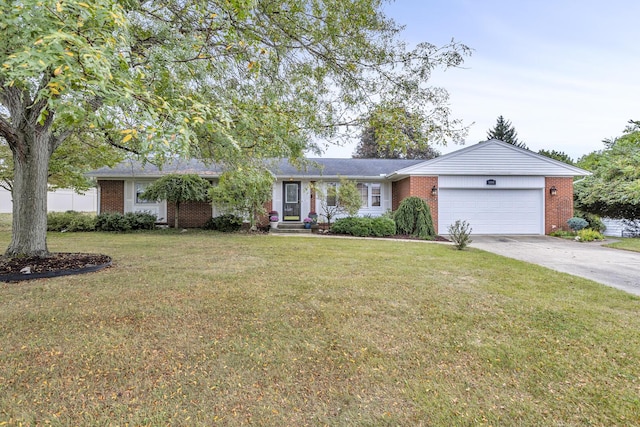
[6,132,52,257]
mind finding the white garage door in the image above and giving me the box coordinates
[439,189,543,235]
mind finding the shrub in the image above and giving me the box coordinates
[448,220,472,250]
[202,214,243,232]
[331,216,396,237]
[576,228,605,242]
[47,211,96,232]
[95,211,157,232]
[371,216,396,237]
[550,230,576,238]
[95,212,131,232]
[394,196,435,240]
[124,212,157,230]
[332,217,367,236]
[575,211,605,232]
[567,217,588,231]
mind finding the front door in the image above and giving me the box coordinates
[282,181,301,221]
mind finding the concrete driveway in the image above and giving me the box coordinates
[470,235,640,296]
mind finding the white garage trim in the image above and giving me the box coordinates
[439,188,544,235]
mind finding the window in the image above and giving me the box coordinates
[135,182,154,204]
[356,182,382,207]
[371,184,381,207]
[326,183,337,206]
[285,183,299,203]
[357,183,368,206]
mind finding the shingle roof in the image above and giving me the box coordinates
[88,157,425,179]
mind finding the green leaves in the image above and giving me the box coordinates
[575,125,640,220]
[209,167,274,228]
[140,174,211,204]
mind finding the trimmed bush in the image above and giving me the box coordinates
[371,216,396,237]
[394,196,435,240]
[124,212,157,230]
[331,216,396,237]
[95,212,132,232]
[202,214,243,232]
[47,211,96,232]
[95,211,157,232]
[567,217,588,232]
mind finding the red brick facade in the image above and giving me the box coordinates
[166,201,213,228]
[544,177,575,234]
[392,176,439,233]
[98,180,125,214]
[98,176,576,234]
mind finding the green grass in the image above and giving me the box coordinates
[605,237,640,253]
[1,230,640,426]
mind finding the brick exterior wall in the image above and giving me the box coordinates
[167,201,212,228]
[392,176,440,233]
[98,180,124,214]
[545,177,575,234]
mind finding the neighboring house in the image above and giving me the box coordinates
[0,187,97,214]
[602,218,640,237]
[88,139,591,235]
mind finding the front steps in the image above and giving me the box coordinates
[269,222,313,234]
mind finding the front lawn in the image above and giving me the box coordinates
[1,231,639,425]
[605,237,640,253]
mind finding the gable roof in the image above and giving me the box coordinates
[390,139,591,178]
[88,140,590,181]
[88,157,424,180]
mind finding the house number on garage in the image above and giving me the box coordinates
[486,179,496,185]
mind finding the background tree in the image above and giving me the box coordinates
[140,174,211,229]
[537,149,574,165]
[353,103,446,159]
[486,116,527,149]
[574,121,640,220]
[0,0,470,257]
[209,168,274,230]
[313,179,362,229]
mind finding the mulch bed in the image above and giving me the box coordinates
[0,253,111,281]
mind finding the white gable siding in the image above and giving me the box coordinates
[394,140,590,177]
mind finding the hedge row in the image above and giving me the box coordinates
[331,216,396,237]
[47,211,157,232]
[47,211,245,233]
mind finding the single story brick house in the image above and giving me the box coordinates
[88,139,590,234]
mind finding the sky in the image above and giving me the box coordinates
[319,0,640,161]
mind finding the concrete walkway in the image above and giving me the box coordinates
[470,235,640,296]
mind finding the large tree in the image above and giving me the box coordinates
[575,121,640,220]
[486,115,527,149]
[0,0,470,257]
[352,103,447,159]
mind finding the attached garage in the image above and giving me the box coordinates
[389,140,591,235]
[438,188,543,234]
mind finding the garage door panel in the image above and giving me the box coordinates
[439,189,543,235]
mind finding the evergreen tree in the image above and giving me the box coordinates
[486,116,527,149]
[538,149,574,164]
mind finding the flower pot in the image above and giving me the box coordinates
[270,221,278,229]
[304,223,311,229]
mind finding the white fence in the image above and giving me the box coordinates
[0,188,97,213]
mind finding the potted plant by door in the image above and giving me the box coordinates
[303,217,313,229]
[269,211,279,229]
